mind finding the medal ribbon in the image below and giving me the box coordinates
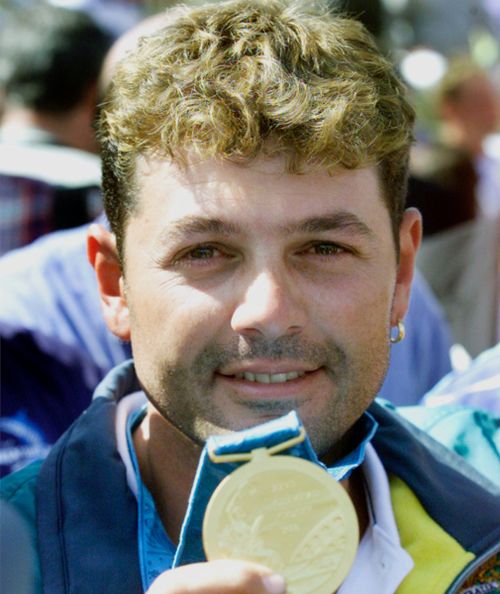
[127,409,378,590]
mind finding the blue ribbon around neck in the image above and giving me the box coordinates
[127,408,378,591]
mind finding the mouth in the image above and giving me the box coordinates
[215,364,325,399]
[232,370,306,384]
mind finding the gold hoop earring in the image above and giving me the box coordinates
[390,320,405,344]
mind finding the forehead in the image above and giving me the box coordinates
[133,154,387,226]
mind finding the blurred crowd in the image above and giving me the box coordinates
[0,0,499,486]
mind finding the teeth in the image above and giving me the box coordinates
[235,371,305,383]
[255,373,271,383]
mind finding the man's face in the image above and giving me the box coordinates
[106,156,418,455]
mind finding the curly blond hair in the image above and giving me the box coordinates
[98,0,415,256]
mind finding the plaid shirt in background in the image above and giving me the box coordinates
[0,131,102,256]
[0,174,101,256]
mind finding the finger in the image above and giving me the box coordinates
[146,559,286,594]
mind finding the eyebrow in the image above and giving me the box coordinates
[158,216,241,246]
[280,212,374,238]
[158,211,374,245]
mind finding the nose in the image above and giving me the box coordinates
[230,269,306,340]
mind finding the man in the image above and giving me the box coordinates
[0,9,453,478]
[2,2,498,593]
[0,4,111,253]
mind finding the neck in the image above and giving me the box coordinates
[133,408,369,545]
[1,104,98,153]
[133,406,203,544]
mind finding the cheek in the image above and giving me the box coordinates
[313,273,394,333]
[128,281,229,357]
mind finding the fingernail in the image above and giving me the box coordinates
[262,573,286,594]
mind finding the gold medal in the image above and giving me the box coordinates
[203,438,359,594]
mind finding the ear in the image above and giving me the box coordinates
[391,208,422,325]
[87,223,131,341]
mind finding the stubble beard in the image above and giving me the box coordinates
[143,333,390,456]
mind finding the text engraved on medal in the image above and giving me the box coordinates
[204,455,358,594]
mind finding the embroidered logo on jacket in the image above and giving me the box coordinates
[459,553,500,594]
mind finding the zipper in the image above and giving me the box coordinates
[444,542,500,594]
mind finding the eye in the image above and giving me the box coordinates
[184,245,220,260]
[302,242,347,256]
[169,243,237,270]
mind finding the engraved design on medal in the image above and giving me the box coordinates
[203,451,358,594]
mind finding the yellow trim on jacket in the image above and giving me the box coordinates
[390,476,474,594]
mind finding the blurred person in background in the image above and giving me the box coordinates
[48,0,146,38]
[436,57,500,220]
[0,3,112,255]
[407,58,500,357]
[407,145,478,236]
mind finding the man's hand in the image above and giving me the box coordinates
[146,559,287,594]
